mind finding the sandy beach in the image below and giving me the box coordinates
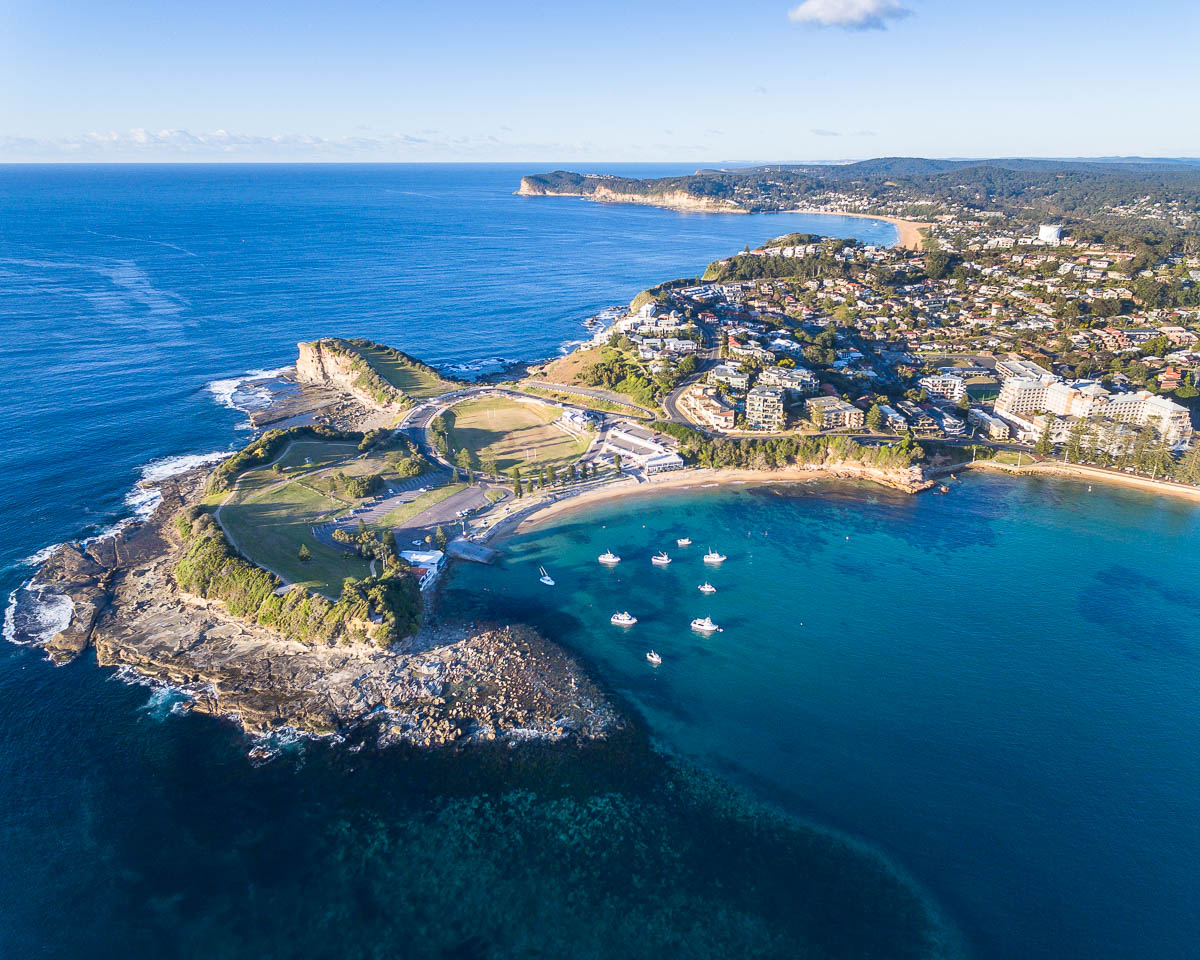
[787,209,932,251]
[966,458,1200,502]
[508,463,921,537]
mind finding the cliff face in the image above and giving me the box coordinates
[295,339,404,412]
[517,177,743,214]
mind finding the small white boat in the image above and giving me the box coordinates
[691,616,722,633]
[703,549,727,564]
[538,566,555,586]
[651,551,672,566]
[611,611,638,626]
[598,550,621,565]
[698,582,717,594]
[676,537,693,547]
[646,650,662,666]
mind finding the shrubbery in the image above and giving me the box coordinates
[173,508,421,647]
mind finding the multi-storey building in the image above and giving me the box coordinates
[806,396,866,431]
[918,374,966,402]
[746,385,786,430]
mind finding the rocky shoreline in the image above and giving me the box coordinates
[28,468,620,748]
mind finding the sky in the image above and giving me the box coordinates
[2,0,1198,163]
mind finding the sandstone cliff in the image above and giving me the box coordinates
[517,177,744,214]
[295,338,408,413]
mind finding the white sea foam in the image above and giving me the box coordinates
[443,356,518,377]
[22,542,67,567]
[3,584,74,648]
[206,367,290,414]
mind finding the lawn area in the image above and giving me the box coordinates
[539,345,606,384]
[216,443,374,596]
[374,483,468,529]
[355,343,457,399]
[991,449,1028,465]
[446,396,589,473]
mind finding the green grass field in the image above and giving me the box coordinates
[446,396,589,474]
[219,477,370,597]
[355,344,456,399]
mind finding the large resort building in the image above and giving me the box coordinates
[995,375,1193,446]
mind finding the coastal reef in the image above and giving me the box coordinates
[32,469,618,746]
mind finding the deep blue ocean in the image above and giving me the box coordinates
[1,164,1196,959]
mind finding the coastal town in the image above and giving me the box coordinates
[549,219,1200,485]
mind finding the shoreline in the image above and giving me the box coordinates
[963,458,1200,502]
[509,465,919,537]
[783,208,931,251]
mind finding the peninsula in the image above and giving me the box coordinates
[25,207,1200,743]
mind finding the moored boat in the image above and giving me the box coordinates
[698,582,716,594]
[676,537,692,547]
[651,551,671,566]
[703,549,726,564]
[598,550,621,565]
[538,566,555,586]
[690,616,722,633]
[646,650,662,665]
[611,611,638,626]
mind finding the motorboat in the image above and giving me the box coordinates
[611,611,638,627]
[538,566,555,586]
[598,550,621,565]
[676,537,693,547]
[651,551,672,566]
[645,650,662,666]
[698,582,716,594]
[703,549,726,564]
[690,616,722,633]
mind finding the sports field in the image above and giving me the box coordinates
[446,396,588,474]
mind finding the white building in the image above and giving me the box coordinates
[919,375,966,402]
[399,550,445,590]
[746,384,786,430]
[996,375,1192,445]
[967,408,1011,440]
[603,423,684,473]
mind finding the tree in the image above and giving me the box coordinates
[613,453,623,474]
[865,403,884,433]
[1064,417,1088,463]
[455,447,477,475]
[809,403,825,431]
[298,543,311,563]
[1035,416,1056,456]
[434,525,448,551]
[510,466,523,499]
[481,456,499,477]
[956,392,970,412]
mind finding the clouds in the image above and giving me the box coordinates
[0,128,579,161]
[788,0,912,30]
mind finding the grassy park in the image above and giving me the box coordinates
[353,342,457,399]
[217,471,370,597]
[445,396,589,474]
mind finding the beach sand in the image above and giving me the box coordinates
[787,209,931,251]
[509,465,916,537]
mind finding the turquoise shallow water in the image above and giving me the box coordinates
[442,473,1200,960]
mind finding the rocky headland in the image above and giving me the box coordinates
[31,468,619,747]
